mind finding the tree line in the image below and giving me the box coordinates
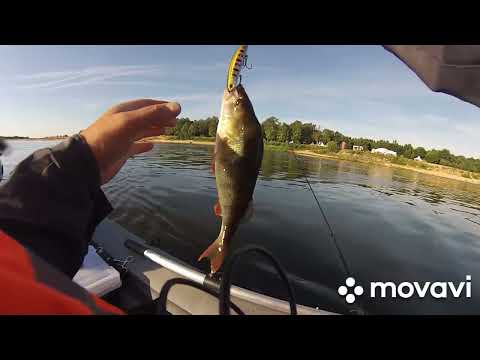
[167,116,480,173]
[167,117,219,139]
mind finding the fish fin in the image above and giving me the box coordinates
[214,201,222,217]
[198,236,227,274]
[240,200,254,224]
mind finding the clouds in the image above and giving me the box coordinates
[15,61,230,91]
[16,65,165,90]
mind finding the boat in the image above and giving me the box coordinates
[87,219,344,315]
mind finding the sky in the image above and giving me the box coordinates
[0,45,479,158]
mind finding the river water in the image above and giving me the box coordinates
[2,140,480,314]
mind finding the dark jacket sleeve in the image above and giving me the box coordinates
[0,135,113,278]
[383,45,480,108]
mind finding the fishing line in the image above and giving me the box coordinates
[290,149,352,278]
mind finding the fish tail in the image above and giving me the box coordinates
[198,229,227,274]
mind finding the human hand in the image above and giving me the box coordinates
[81,99,181,185]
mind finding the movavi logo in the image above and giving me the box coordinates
[338,276,472,304]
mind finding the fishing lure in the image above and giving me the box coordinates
[227,45,251,92]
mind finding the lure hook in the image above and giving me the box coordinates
[243,55,253,70]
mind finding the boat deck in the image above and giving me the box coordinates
[93,219,337,315]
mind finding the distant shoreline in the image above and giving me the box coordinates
[143,137,215,146]
[2,137,68,141]
[143,136,480,185]
[294,150,480,185]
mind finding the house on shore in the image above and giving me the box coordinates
[414,156,423,161]
[372,148,397,157]
[353,145,364,151]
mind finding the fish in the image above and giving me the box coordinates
[198,46,264,273]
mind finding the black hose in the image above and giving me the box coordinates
[157,277,245,315]
[219,245,297,315]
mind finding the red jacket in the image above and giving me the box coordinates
[0,135,124,314]
[0,229,124,314]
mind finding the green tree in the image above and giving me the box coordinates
[207,117,219,137]
[197,119,209,136]
[403,144,414,159]
[327,141,338,153]
[262,117,280,142]
[290,121,303,144]
[180,122,191,139]
[301,123,315,144]
[413,147,427,159]
[312,130,322,144]
[425,149,441,164]
[174,117,191,137]
[321,129,334,144]
[333,131,344,143]
[276,123,291,143]
[438,148,452,162]
[188,122,199,138]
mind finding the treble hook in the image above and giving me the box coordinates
[243,55,253,70]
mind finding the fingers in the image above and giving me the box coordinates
[127,142,154,157]
[125,102,181,126]
[123,102,180,141]
[105,99,169,115]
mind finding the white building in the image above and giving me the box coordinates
[414,156,423,161]
[353,145,364,151]
[372,148,397,157]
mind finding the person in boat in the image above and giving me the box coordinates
[0,100,181,314]
[0,45,478,315]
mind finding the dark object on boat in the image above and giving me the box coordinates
[384,45,480,108]
[94,219,353,315]
[127,241,299,315]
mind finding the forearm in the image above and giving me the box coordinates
[0,135,113,278]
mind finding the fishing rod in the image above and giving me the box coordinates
[289,151,371,315]
[290,150,352,278]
